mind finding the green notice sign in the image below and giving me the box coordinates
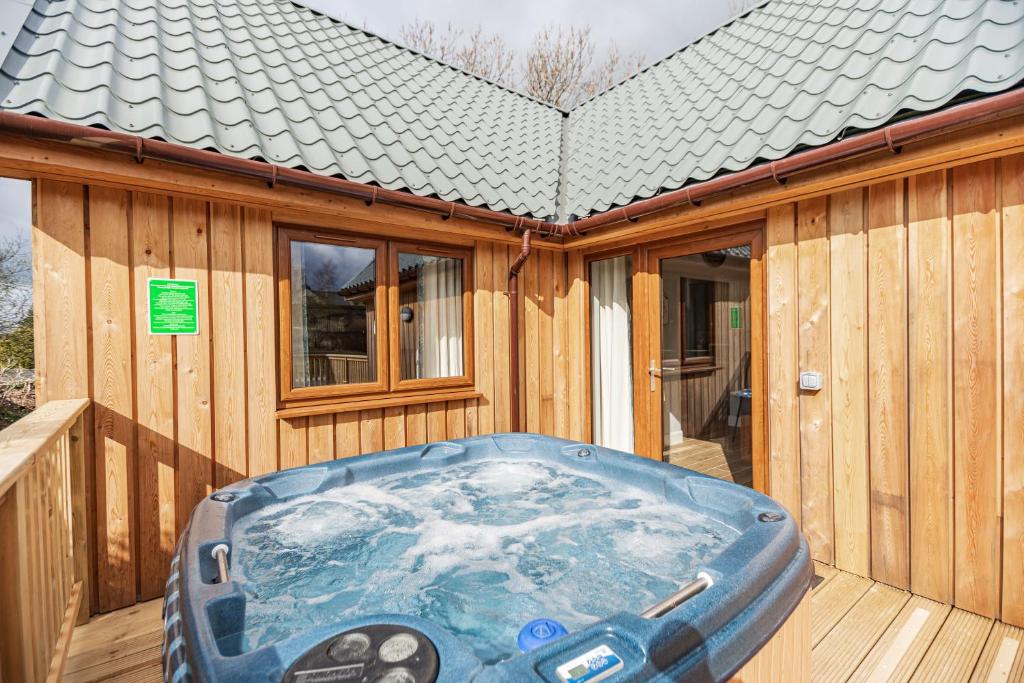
[148,278,199,335]
[730,306,742,329]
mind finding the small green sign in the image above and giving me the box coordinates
[148,278,199,335]
[730,306,742,329]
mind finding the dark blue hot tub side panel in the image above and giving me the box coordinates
[165,434,812,683]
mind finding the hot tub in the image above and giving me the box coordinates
[163,434,811,682]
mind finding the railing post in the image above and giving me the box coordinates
[69,412,90,625]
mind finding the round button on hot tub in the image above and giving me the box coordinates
[378,633,419,663]
[374,668,417,683]
[327,632,372,663]
[283,625,439,683]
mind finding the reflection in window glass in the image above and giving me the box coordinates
[682,279,714,361]
[290,240,376,388]
[397,253,464,380]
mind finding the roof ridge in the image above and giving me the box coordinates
[288,0,569,113]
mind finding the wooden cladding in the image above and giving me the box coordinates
[766,156,1023,626]
[28,152,1024,626]
[31,182,580,613]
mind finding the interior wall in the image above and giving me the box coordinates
[766,155,1023,627]
[658,256,751,450]
[31,180,581,613]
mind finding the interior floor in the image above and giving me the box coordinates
[664,435,753,487]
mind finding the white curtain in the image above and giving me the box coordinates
[419,257,463,378]
[591,256,634,451]
[291,244,311,387]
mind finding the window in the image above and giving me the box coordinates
[278,228,473,402]
[681,277,714,365]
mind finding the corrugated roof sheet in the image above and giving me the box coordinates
[0,0,563,218]
[1,0,1022,219]
[565,0,1024,216]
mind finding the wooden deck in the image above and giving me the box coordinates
[64,565,1023,682]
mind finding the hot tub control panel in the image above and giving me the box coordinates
[282,625,438,683]
[555,645,624,683]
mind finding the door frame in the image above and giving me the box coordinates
[636,221,767,492]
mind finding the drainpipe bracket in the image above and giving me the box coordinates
[884,128,903,154]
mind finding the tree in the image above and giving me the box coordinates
[0,238,29,335]
[399,20,645,108]
[577,42,646,104]
[401,19,515,86]
[0,314,33,369]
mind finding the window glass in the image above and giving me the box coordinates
[682,279,714,361]
[290,240,376,388]
[397,253,464,380]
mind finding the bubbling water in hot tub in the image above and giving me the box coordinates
[231,458,739,664]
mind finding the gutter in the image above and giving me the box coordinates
[563,87,1024,234]
[0,88,1020,237]
[0,111,560,237]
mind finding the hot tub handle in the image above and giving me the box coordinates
[211,543,230,584]
[641,571,713,618]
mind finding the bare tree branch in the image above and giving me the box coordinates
[522,25,594,108]
[399,20,647,108]
[579,44,647,102]
[400,19,515,86]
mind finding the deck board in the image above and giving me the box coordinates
[969,622,1024,683]
[909,608,993,682]
[65,601,163,683]
[812,582,909,682]
[811,566,873,646]
[848,595,951,683]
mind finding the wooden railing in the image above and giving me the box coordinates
[0,398,90,683]
[306,353,371,385]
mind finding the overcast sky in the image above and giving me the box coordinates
[300,0,738,74]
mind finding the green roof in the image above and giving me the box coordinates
[1,0,1022,220]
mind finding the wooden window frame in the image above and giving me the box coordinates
[277,228,389,402]
[388,240,475,392]
[679,276,715,367]
[277,227,475,405]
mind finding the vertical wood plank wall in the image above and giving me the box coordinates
[32,154,1024,626]
[766,155,1023,627]
[32,182,580,613]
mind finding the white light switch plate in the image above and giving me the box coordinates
[799,371,823,391]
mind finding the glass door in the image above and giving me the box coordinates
[644,228,765,490]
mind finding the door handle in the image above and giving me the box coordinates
[649,360,661,392]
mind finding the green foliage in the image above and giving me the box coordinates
[0,314,34,369]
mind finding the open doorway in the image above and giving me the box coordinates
[639,226,765,490]
[658,247,753,485]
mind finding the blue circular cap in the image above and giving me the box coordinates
[516,618,568,653]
